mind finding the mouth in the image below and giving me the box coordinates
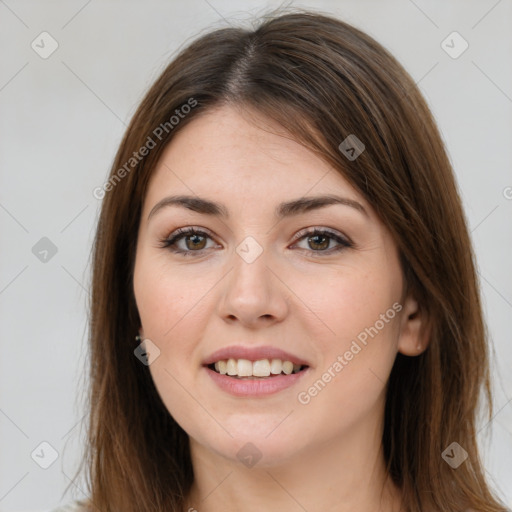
[205,358,309,379]
[202,345,311,395]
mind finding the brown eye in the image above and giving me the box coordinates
[159,228,216,256]
[159,227,352,258]
[184,233,207,250]
[307,234,330,251]
[292,228,352,257]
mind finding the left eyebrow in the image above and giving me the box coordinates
[147,193,368,222]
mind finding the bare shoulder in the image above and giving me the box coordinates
[49,499,90,512]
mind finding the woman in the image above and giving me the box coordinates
[55,8,509,512]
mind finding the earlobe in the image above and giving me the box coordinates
[397,296,430,356]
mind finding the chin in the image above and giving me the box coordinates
[194,424,307,469]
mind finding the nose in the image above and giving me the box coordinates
[216,242,290,329]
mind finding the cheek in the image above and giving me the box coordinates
[294,262,401,349]
[293,264,401,410]
[133,254,220,397]
[134,252,208,339]
[133,256,210,429]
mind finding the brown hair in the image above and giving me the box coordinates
[69,8,508,512]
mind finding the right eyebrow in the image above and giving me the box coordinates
[147,193,368,222]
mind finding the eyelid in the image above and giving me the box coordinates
[159,226,217,249]
[159,225,353,257]
[162,226,350,245]
[291,226,352,245]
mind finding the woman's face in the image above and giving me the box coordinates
[133,104,420,467]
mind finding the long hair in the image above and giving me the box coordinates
[69,8,508,512]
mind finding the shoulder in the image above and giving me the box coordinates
[49,499,89,512]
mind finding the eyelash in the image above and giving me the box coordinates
[158,227,353,258]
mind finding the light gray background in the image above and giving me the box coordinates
[0,1,511,510]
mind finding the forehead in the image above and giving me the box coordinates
[143,105,368,213]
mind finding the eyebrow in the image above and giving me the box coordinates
[147,194,368,221]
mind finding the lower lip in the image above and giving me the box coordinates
[204,366,309,397]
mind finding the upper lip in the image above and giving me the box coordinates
[203,345,310,367]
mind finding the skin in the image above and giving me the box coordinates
[133,104,428,512]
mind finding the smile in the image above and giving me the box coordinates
[208,358,306,378]
[203,360,310,397]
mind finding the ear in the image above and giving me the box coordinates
[397,295,430,356]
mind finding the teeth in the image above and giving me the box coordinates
[210,358,305,377]
[270,358,282,375]
[217,360,227,375]
[226,358,237,376]
[237,359,253,377]
[253,359,271,377]
[282,361,293,375]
